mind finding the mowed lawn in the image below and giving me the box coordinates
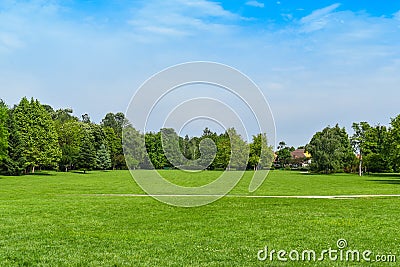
[0,170,399,266]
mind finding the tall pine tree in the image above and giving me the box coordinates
[96,143,111,170]
[76,124,96,173]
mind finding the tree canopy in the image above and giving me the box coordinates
[0,101,9,161]
[12,98,61,173]
[1,97,400,175]
[306,125,354,173]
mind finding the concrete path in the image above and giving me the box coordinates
[81,194,400,199]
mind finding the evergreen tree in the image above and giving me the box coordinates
[76,125,96,173]
[13,97,61,173]
[0,107,24,175]
[0,100,9,161]
[96,143,111,170]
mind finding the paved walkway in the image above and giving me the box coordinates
[81,194,400,199]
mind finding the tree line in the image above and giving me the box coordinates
[0,97,275,175]
[304,117,400,174]
[273,117,400,175]
[2,97,399,175]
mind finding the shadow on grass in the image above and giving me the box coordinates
[71,170,91,175]
[367,179,400,185]
[70,170,112,174]
[27,172,56,176]
[365,173,400,178]
[298,171,349,176]
[365,173,400,185]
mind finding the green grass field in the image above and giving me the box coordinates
[0,170,399,266]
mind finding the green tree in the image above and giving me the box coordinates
[352,122,389,174]
[249,133,274,171]
[76,124,96,173]
[189,136,201,160]
[58,120,83,171]
[81,113,91,124]
[123,126,145,170]
[101,112,126,136]
[88,123,106,151]
[0,100,9,161]
[387,115,400,172]
[180,135,192,160]
[13,97,61,173]
[226,128,248,170]
[53,108,78,124]
[306,125,354,173]
[144,132,167,169]
[104,126,124,169]
[96,143,111,170]
[276,141,293,168]
[161,128,186,168]
[213,133,230,169]
[197,137,217,170]
[0,107,24,175]
[351,122,370,176]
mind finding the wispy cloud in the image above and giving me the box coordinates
[299,3,341,32]
[0,32,23,52]
[394,10,400,20]
[127,0,241,39]
[1,0,400,146]
[246,1,265,8]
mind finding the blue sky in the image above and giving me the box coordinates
[1,0,400,147]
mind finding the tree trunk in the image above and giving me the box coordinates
[32,166,35,173]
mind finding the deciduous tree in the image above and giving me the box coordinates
[58,120,83,171]
[306,125,354,173]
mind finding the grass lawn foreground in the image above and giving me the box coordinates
[0,170,399,266]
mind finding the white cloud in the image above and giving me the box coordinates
[301,3,341,23]
[1,1,400,146]
[127,0,241,39]
[299,3,341,32]
[281,13,293,21]
[0,32,23,51]
[246,1,265,8]
[141,26,188,36]
[394,10,400,20]
[265,82,283,91]
[180,0,238,18]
